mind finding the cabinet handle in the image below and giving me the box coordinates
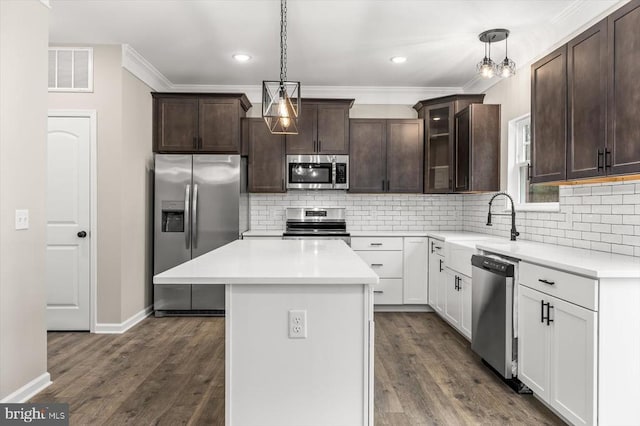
[605,148,612,170]
[386,180,390,192]
[454,276,459,291]
[281,178,285,191]
[546,304,554,326]
[198,137,203,149]
[597,149,604,173]
[439,259,443,272]
[382,180,385,191]
[193,136,198,148]
[538,278,555,285]
[527,163,532,181]
[318,140,322,152]
[313,140,317,152]
[540,300,546,323]
[370,243,383,246]
[373,290,384,294]
[371,263,384,267]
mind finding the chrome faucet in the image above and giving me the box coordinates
[486,192,520,241]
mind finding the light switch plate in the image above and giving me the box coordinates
[15,209,29,230]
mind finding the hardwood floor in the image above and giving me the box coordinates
[32,313,563,425]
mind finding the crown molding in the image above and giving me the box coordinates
[551,0,587,24]
[121,44,172,91]
[170,84,464,105]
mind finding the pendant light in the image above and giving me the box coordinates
[497,31,516,78]
[262,0,300,135]
[477,29,515,79]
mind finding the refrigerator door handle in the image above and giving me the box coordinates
[184,184,191,249]
[192,183,199,248]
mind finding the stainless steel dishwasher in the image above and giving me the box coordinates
[471,254,530,393]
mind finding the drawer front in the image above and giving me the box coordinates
[519,262,598,311]
[429,238,445,257]
[356,251,403,278]
[373,279,403,305]
[351,237,403,251]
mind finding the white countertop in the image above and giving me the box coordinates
[154,239,380,285]
[242,230,284,237]
[478,240,640,279]
[350,230,429,237]
[426,231,503,241]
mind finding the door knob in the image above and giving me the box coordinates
[77,231,87,238]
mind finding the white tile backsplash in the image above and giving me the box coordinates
[250,191,464,232]
[249,180,640,257]
[463,180,640,256]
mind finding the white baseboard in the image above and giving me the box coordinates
[374,305,434,313]
[0,372,51,403]
[94,305,153,334]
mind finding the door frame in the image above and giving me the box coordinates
[47,110,98,332]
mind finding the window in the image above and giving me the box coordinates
[508,114,559,210]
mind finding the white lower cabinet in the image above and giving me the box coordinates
[353,236,428,307]
[428,238,445,312]
[443,269,472,339]
[518,284,597,426]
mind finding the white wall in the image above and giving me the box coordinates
[0,0,49,400]
[49,46,153,324]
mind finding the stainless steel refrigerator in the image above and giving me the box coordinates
[153,154,248,316]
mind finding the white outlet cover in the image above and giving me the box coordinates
[15,209,29,230]
[288,309,307,339]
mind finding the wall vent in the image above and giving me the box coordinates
[48,47,93,92]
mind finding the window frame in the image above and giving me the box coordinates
[507,113,560,212]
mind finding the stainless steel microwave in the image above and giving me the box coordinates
[286,155,349,190]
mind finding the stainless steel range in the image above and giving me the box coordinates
[282,207,350,245]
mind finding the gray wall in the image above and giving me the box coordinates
[0,0,49,399]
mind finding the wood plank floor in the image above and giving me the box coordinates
[32,313,563,425]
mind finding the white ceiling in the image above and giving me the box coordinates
[49,0,623,90]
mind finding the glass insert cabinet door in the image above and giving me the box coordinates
[427,105,452,192]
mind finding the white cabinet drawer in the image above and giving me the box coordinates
[351,237,403,251]
[373,279,403,305]
[519,262,598,311]
[355,251,403,278]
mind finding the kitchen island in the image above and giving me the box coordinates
[154,239,379,426]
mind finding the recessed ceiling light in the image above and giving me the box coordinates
[390,56,407,64]
[233,53,251,62]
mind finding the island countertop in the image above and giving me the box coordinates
[153,239,380,285]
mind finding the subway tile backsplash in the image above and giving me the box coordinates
[249,191,464,232]
[463,180,640,257]
[249,180,640,257]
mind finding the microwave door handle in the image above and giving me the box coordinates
[184,184,191,249]
[332,161,336,189]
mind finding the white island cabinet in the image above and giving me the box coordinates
[154,239,378,426]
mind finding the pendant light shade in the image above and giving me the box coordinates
[497,32,516,78]
[262,0,300,135]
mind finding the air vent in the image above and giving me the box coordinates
[48,47,93,92]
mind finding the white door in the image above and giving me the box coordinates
[518,285,550,399]
[46,116,91,330]
[549,297,597,426]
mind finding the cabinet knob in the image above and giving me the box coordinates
[77,231,87,238]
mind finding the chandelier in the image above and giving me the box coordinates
[477,29,516,79]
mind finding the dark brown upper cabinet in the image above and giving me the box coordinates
[531,46,567,183]
[531,0,640,183]
[285,99,354,155]
[245,118,286,193]
[349,119,424,193]
[567,20,608,180]
[607,0,640,176]
[454,104,501,192]
[413,95,485,193]
[153,93,251,154]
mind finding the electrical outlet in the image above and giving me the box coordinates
[288,309,307,339]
